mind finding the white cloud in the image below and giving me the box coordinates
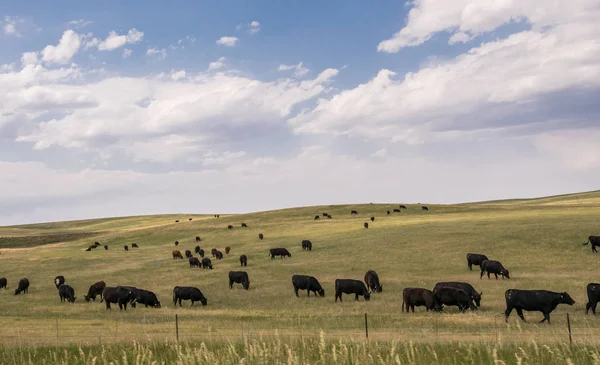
[67,19,92,29]
[216,36,239,47]
[371,149,387,158]
[122,48,132,58]
[21,52,39,66]
[146,47,167,60]
[87,28,144,51]
[208,57,226,71]
[534,129,600,171]
[202,151,247,166]
[248,20,261,34]
[278,62,309,77]
[377,0,600,52]
[170,69,186,81]
[41,30,83,65]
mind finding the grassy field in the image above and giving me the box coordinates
[1,191,600,359]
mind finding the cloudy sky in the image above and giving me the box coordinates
[1,1,599,225]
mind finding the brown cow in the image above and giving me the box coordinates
[211,248,217,257]
[258,233,264,240]
[225,246,231,254]
[172,250,183,259]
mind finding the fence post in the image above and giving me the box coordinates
[364,313,369,339]
[175,314,179,342]
[567,313,572,345]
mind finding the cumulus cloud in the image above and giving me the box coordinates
[67,19,93,29]
[170,69,186,81]
[3,16,22,36]
[41,30,83,64]
[216,36,239,47]
[208,57,226,71]
[248,20,261,34]
[87,28,144,51]
[371,149,387,158]
[278,62,309,77]
[146,47,167,59]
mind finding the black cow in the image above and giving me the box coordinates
[393,208,401,213]
[335,279,370,302]
[124,245,129,251]
[314,215,320,220]
[270,248,291,259]
[215,250,223,260]
[194,245,201,253]
[133,289,161,308]
[198,249,205,258]
[84,281,106,302]
[94,241,101,246]
[422,206,429,211]
[189,257,201,268]
[175,220,179,223]
[364,270,382,292]
[387,210,390,215]
[505,289,575,323]
[480,260,510,279]
[351,210,358,215]
[240,254,248,266]
[466,253,489,271]
[434,282,482,307]
[173,286,207,306]
[292,275,324,297]
[433,286,476,312]
[241,223,248,228]
[189,218,192,221]
[364,222,369,229]
[185,250,193,258]
[583,236,600,253]
[323,213,329,217]
[175,241,179,246]
[118,286,140,308]
[259,233,264,240]
[586,283,600,315]
[302,240,312,251]
[228,225,233,229]
[102,287,135,310]
[399,205,407,209]
[14,278,29,295]
[86,246,92,251]
[196,236,201,242]
[132,243,139,248]
[229,271,250,290]
[327,215,332,219]
[0,277,6,289]
[402,288,435,312]
[217,215,220,218]
[104,245,108,250]
[59,284,76,303]
[370,217,375,222]
[201,257,213,269]
[54,275,65,289]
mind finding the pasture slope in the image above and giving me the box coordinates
[1,191,600,364]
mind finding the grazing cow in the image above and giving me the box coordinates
[335,279,370,302]
[259,233,264,240]
[102,287,135,311]
[302,240,312,251]
[132,243,139,248]
[292,275,324,297]
[466,253,489,271]
[217,215,220,218]
[229,271,250,290]
[393,208,401,213]
[86,247,92,251]
[95,241,101,246]
[387,210,390,215]
[58,284,76,303]
[215,250,223,260]
[433,286,476,312]
[14,278,29,295]
[201,257,213,269]
[225,246,231,254]
[586,283,600,315]
[240,254,248,267]
[270,248,291,259]
[104,245,108,250]
[189,218,192,221]
[194,245,201,253]
[133,289,161,308]
[399,205,407,209]
[583,236,600,253]
[211,248,217,257]
[364,270,382,292]
[505,289,575,323]
[314,215,320,220]
[54,275,65,289]
[172,250,183,259]
[175,220,179,223]
[84,281,106,302]
[173,286,207,306]
[323,213,329,217]
[327,215,332,219]
[370,217,375,222]
[185,250,193,258]
[480,260,510,279]
[434,282,482,307]
[241,223,248,228]
[189,257,201,268]
[124,245,129,251]
[422,206,429,211]
[351,210,358,215]
[402,288,435,312]
[174,241,179,246]
[364,222,369,229]
[228,225,233,229]
[198,249,205,258]
[118,286,140,308]
[0,277,6,289]
[196,236,201,242]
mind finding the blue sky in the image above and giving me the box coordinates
[0,0,599,225]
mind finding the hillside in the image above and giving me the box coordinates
[0,191,600,346]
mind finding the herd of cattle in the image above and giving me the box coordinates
[1,206,599,324]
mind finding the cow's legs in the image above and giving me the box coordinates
[294,286,299,297]
[106,302,111,310]
[516,308,526,322]
[494,273,498,280]
[468,262,472,271]
[593,301,598,315]
[505,307,513,322]
[355,293,359,301]
[487,272,491,279]
[540,312,551,324]
[480,270,484,279]
[411,305,415,313]
[593,244,598,253]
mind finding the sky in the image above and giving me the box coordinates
[0,1,599,225]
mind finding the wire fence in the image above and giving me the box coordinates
[1,312,598,347]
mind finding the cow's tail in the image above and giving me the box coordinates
[583,238,591,245]
[401,301,405,312]
[173,287,178,305]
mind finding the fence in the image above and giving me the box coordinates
[0,312,596,347]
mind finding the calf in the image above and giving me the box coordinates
[433,286,476,312]
[58,284,76,303]
[302,240,312,251]
[466,253,489,271]
[185,250,193,258]
[229,271,250,290]
[132,243,139,248]
[505,289,575,323]
[189,257,201,268]
[240,254,248,267]
[370,217,375,222]
[314,215,320,220]
[225,246,231,254]
[292,275,324,297]
[54,275,65,289]
[480,260,510,279]
[586,283,600,315]
[583,236,600,253]
[102,287,135,310]
[133,289,161,308]
[270,248,291,259]
[173,286,207,306]
[124,245,129,251]
[259,233,264,240]
[84,281,106,302]
[364,270,382,292]
[0,277,6,289]
[14,278,29,295]
[402,288,435,312]
[215,250,224,260]
[351,210,358,215]
[434,282,482,307]
[172,250,183,259]
[364,222,369,229]
[335,279,370,302]
[201,257,213,269]
[196,236,201,242]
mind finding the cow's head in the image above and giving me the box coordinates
[84,295,90,302]
[561,292,575,305]
[376,285,383,293]
[318,288,325,297]
[472,292,482,307]
[243,280,250,290]
[200,297,208,306]
[287,252,292,257]
[502,269,510,279]
[154,301,161,308]
[70,297,77,303]
[364,292,371,301]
